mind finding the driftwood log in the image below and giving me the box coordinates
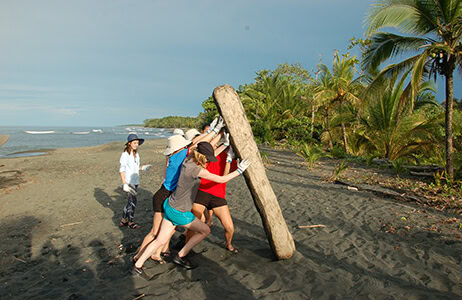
[409,171,435,178]
[213,84,296,260]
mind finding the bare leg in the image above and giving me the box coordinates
[212,205,236,251]
[185,203,206,243]
[135,218,176,268]
[178,218,210,258]
[160,229,175,256]
[205,209,213,227]
[134,212,163,260]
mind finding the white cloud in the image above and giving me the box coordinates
[0,103,80,115]
[0,84,56,93]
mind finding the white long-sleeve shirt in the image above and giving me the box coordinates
[119,151,140,185]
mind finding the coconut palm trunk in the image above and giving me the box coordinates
[339,98,349,154]
[311,108,315,138]
[325,109,333,149]
[445,67,455,179]
[341,121,348,154]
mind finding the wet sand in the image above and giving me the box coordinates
[0,140,461,299]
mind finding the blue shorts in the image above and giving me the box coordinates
[163,200,196,226]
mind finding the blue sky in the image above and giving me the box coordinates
[0,0,460,126]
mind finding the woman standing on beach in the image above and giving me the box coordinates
[186,142,240,253]
[132,141,250,277]
[119,134,150,229]
[134,119,225,263]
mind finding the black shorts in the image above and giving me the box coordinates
[152,185,172,213]
[194,190,227,209]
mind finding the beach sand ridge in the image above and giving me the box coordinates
[0,140,461,299]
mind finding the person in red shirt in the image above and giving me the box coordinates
[187,134,239,253]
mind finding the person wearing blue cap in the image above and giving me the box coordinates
[119,133,151,229]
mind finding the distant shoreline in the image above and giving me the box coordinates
[0,126,172,158]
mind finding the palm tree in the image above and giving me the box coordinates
[241,72,307,143]
[313,52,362,153]
[357,72,441,160]
[364,0,462,179]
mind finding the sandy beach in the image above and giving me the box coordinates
[0,139,461,299]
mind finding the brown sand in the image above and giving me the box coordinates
[0,135,9,147]
[0,140,461,299]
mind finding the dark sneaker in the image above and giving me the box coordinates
[130,265,151,280]
[173,255,197,270]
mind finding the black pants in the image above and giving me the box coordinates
[122,184,138,221]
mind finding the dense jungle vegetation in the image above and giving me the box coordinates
[145,0,462,187]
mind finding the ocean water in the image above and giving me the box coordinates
[0,126,173,158]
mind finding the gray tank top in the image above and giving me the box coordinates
[168,157,202,212]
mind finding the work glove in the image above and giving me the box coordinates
[123,183,137,196]
[207,117,218,133]
[226,146,235,163]
[141,164,151,171]
[237,159,251,174]
[213,116,225,134]
[222,133,230,147]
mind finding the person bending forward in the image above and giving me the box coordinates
[132,142,250,278]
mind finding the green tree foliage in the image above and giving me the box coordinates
[240,68,310,144]
[144,116,201,129]
[200,96,219,125]
[140,1,462,180]
[355,73,442,160]
[313,52,363,153]
[364,0,462,179]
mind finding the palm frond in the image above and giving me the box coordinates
[362,32,428,71]
[362,54,421,102]
[366,0,437,36]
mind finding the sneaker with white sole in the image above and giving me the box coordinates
[130,265,152,280]
[173,254,197,270]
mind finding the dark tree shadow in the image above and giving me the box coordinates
[93,186,154,257]
[0,216,140,299]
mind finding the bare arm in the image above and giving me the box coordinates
[192,117,225,149]
[210,131,222,148]
[198,168,240,184]
[212,130,229,156]
[120,172,127,185]
[214,144,227,157]
[223,161,231,175]
[164,156,169,178]
[189,131,216,151]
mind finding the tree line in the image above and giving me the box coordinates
[145,0,462,181]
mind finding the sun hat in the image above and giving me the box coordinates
[184,128,201,142]
[163,135,191,156]
[173,128,184,136]
[197,142,218,162]
[126,133,144,145]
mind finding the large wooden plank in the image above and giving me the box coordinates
[213,84,296,260]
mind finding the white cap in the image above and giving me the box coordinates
[184,128,201,142]
[173,128,184,136]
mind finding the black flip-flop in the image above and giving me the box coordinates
[226,247,239,254]
[127,222,141,229]
[150,256,166,265]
